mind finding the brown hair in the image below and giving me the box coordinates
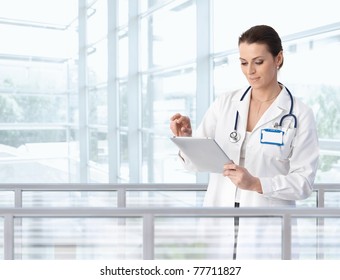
[239,25,284,68]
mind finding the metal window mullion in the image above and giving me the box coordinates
[78,0,89,183]
[107,0,119,183]
[66,63,72,182]
[127,0,140,183]
[146,13,154,183]
[196,0,212,183]
[196,0,213,121]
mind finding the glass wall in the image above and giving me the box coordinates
[0,0,79,183]
[14,217,143,259]
[0,0,339,184]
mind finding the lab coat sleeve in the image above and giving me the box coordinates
[194,96,222,137]
[260,107,319,200]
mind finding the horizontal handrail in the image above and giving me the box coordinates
[0,206,339,216]
[0,183,338,191]
[1,206,340,260]
[0,183,206,191]
[0,183,339,208]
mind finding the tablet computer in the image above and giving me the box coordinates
[170,137,232,173]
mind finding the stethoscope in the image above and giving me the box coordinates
[229,83,297,143]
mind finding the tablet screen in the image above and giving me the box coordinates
[171,137,232,173]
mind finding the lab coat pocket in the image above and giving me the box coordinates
[261,128,295,161]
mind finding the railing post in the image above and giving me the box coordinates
[282,213,292,260]
[143,214,154,260]
[4,214,14,260]
[317,188,325,208]
[117,188,126,208]
[14,189,22,208]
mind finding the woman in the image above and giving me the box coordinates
[170,25,319,259]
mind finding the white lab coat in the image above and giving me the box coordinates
[180,86,319,259]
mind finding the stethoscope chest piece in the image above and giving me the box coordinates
[229,130,240,143]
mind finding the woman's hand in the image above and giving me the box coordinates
[170,113,192,137]
[223,163,263,193]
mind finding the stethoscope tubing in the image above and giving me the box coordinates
[230,83,297,143]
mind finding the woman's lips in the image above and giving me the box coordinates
[249,77,260,83]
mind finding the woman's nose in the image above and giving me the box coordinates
[248,64,255,74]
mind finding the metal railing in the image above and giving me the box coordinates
[0,183,339,260]
[0,183,205,208]
[0,183,338,207]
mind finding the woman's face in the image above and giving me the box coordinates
[239,42,282,90]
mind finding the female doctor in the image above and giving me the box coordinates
[170,25,319,259]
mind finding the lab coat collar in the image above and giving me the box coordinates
[233,86,292,134]
[255,86,291,130]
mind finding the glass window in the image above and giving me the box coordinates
[87,39,108,86]
[89,164,109,183]
[1,0,340,184]
[141,1,196,71]
[118,30,128,78]
[292,217,340,259]
[22,191,117,207]
[88,86,108,125]
[14,217,143,259]
[0,25,76,58]
[0,0,77,26]
[325,191,340,207]
[213,54,247,97]
[118,0,129,27]
[88,128,108,166]
[154,217,282,259]
[0,1,78,183]
[87,0,108,46]
[281,34,340,183]
[0,60,69,93]
[140,0,170,13]
[212,0,340,53]
[126,190,205,207]
[89,128,107,161]
[141,69,196,183]
[68,132,80,182]
[0,191,14,207]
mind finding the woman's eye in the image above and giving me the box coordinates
[255,60,263,65]
[241,62,247,66]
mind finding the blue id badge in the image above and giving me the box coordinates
[260,129,284,146]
